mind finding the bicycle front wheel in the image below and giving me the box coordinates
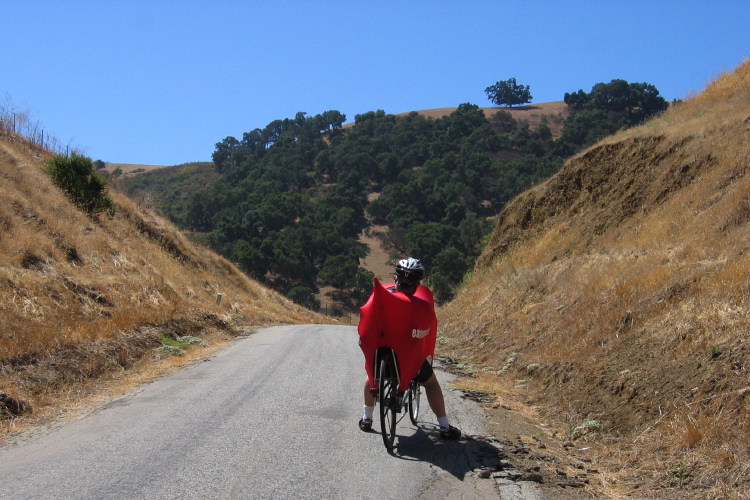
[408,379,421,425]
[378,352,398,450]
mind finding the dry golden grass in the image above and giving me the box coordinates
[104,162,168,175]
[439,58,750,499]
[0,128,329,436]
[344,101,570,138]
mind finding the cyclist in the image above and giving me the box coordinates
[358,257,461,440]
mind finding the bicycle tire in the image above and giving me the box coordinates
[407,379,421,425]
[378,352,398,450]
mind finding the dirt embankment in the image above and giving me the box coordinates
[439,60,750,499]
[0,130,326,435]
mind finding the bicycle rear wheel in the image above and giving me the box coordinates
[378,352,398,450]
[407,380,421,425]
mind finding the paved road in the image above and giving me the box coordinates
[0,325,535,499]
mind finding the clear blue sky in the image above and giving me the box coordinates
[3,1,748,166]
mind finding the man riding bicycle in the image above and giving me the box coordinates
[358,257,461,440]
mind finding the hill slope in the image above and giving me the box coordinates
[439,60,750,498]
[0,129,322,428]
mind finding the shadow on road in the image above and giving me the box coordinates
[390,423,506,480]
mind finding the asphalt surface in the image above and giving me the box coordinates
[0,324,539,499]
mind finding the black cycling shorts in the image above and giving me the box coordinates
[413,359,434,384]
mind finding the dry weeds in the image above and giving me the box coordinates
[0,127,328,439]
[438,58,750,499]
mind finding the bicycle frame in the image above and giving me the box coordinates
[371,346,400,397]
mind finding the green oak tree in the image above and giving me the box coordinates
[485,78,532,107]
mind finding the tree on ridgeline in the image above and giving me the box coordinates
[485,78,533,107]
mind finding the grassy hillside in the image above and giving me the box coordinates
[0,129,324,432]
[439,59,750,498]
[112,161,219,225]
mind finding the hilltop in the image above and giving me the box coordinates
[394,101,569,135]
[341,101,570,137]
[439,60,750,498]
[0,129,324,434]
[100,102,569,180]
[103,162,168,177]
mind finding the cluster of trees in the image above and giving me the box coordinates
[120,78,669,309]
[486,77,669,150]
[564,79,668,118]
[185,112,372,310]
[562,79,669,148]
[180,103,572,305]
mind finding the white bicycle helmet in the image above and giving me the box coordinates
[395,257,425,286]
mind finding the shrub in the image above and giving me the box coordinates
[287,286,321,311]
[43,153,114,215]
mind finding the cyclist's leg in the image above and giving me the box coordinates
[363,378,375,406]
[418,363,461,439]
[413,360,445,417]
[360,378,375,431]
[421,373,447,419]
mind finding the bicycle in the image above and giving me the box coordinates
[372,348,422,451]
[358,276,437,451]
